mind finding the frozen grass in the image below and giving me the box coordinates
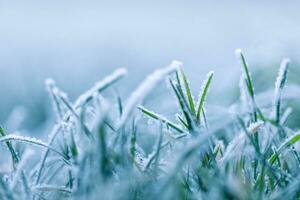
[0,53,300,200]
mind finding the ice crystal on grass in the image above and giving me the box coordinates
[0,53,300,200]
[117,61,181,129]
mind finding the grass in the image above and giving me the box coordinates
[0,50,300,200]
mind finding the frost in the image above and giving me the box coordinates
[117,61,182,129]
[275,58,290,94]
[0,134,68,163]
[273,58,290,121]
[235,48,242,57]
[1,57,299,199]
[32,184,72,194]
[74,68,127,108]
[221,133,246,163]
[247,121,264,134]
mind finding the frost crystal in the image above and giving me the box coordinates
[117,60,182,129]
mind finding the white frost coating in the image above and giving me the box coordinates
[280,107,293,125]
[275,59,290,89]
[45,78,65,98]
[117,60,182,129]
[32,184,72,193]
[207,70,214,78]
[74,68,127,108]
[0,134,67,161]
[196,70,214,109]
[277,132,300,153]
[45,78,69,118]
[272,58,290,121]
[34,124,61,185]
[235,48,242,57]
[220,133,246,163]
[274,58,290,102]
[0,134,47,145]
[247,121,264,134]
[45,78,56,88]
[221,121,263,164]
[201,71,214,93]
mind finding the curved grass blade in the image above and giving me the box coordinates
[269,133,300,165]
[117,61,181,129]
[46,79,93,139]
[170,79,197,132]
[59,94,93,139]
[35,125,61,185]
[0,134,71,165]
[176,114,189,129]
[196,71,214,122]
[179,69,196,116]
[32,185,72,194]
[35,70,125,186]
[138,106,184,133]
[235,49,254,98]
[74,68,127,108]
[0,128,31,197]
[144,125,163,171]
[273,58,290,124]
[0,126,19,169]
[236,49,266,122]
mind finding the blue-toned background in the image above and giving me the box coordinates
[1,1,300,129]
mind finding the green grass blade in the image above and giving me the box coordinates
[59,94,94,139]
[138,106,185,133]
[269,133,300,165]
[117,94,123,117]
[196,71,214,122]
[201,108,209,130]
[236,49,266,122]
[0,126,19,169]
[235,49,254,98]
[130,119,137,160]
[176,114,189,129]
[273,59,290,124]
[74,68,127,108]
[170,79,197,132]
[179,69,196,116]
[0,134,71,165]
[117,61,181,129]
[35,125,61,185]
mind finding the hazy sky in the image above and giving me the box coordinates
[0,1,300,121]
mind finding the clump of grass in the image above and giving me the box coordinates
[0,50,299,200]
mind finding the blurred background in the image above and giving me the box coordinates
[1,1,300,131]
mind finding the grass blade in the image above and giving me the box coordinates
[273,58,290,124]
[196,71,214,122]
[32,185,72,194]
[0,134,70,165]
[138,106,185,133]
[169,79,197,132]
[117,61,182,129]
[235,49,255,98]
[269,133,300,165]
[74,68,127,108]
[0,126,19,169]
[179,69,196,115]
